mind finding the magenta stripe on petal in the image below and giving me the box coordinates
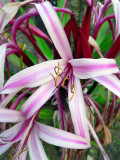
[21,80,57,118]
[39,126,87,145]
[94,75,120,98]
[35,2,73,60]
[2,59,67,94]
[74,64,117,72]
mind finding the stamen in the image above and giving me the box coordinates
[63,77,69,88]
[10,144,14,160]
[69,84,76,101]
[18,146,28,160]
[50,62,65,87]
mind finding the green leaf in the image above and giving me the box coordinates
[57,0,65,8]
[97,21,110,45]
[100,33,113,53]
[12,97,26,110]
[57,0,70,26]
[19,7,24,14]
[39,108,54,119]
[29,19,53,60]
[34,36,54,60]
[24,49,37,64]
[91,140,98,148]
[7,54,23,69]
[89,85,108,105]
[93,33,113,58]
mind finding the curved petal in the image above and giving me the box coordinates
[0,109,25,122]
[0,0,34,33]
[87,120,110,160]
[0,121,25,144]
[35,122,90,149]
[28,126,48,160]
[0,91,19,108]
[0,44,7,90]
[0,2,20,33]
[0,143,11,155]
[16,145,27,160]
[21,79,58,118]
[111,0,120,38]
[1,59,66,94]
[93,74,120,98]
[69,58,118,79]
[35,2,73,60]
[68,77,90,141]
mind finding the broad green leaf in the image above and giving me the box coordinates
[57,0,65,21]
[34,36,53,60]
[24,49,37,64]
[7,53,23,69]
[104,5,114,17]
[39,108,54,119]
[89,85,108,105]
[57,0,70,26]
[62,13,70,27]
[57,0,65,8]
[94,33,113,58]
[100,33,113,53]
[12,97,26,110]
[29,19,53,60]
[19,7,24,14]
[91,140,98,148]
[96,21,110,45]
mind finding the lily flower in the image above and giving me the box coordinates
[0,1,120,159]
[0,109,91,160]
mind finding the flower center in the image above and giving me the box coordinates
[50,62,76,101]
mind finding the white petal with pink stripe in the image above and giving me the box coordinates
[35,2,73,60]
[35,122,90,149]
[1,59,67,94]
[28,126,48,160]
[0,109,25,122]
[69,58,119,79]
[94,74,120,98]
[68,77,90,140]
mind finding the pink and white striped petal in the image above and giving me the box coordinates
[87,120,110,160]
[94,74,120,98]
[0,121,25,144]
[21,80,57,119]
[69,58,118,79]
[0,91,19,107]
[16,145,27,160]
[0,2,20,33]
[0,0,34,33]
[28,126,48,160]
[0,144,11,155]
[111,0,120,38]
[35,2,73,60]
[35,122,90,149]
[1,59,66,94]
[68,77,90,141]
[0,109,25,122]
[0,44,7,90]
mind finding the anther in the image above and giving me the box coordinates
[50,62,65,87]
[69,84,76,101]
